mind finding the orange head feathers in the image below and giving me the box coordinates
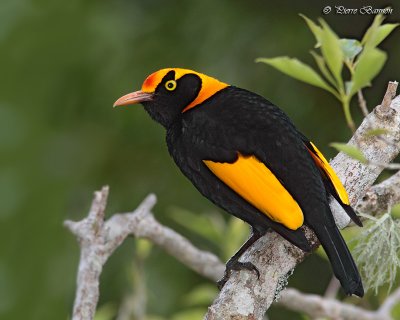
[113,68,228,126]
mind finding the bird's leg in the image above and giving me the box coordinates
[217,229,263,289]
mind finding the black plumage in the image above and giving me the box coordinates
[118,69,364,297]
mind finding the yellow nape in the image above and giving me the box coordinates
[308,142,350,205]
[203,154,304,230]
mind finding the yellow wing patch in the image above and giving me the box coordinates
[203,154,304,230]
[307,142,350,205]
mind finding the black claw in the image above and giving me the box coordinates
[217,275,229,290]
[217,231,263,290]
[242,262,260,279]
[217,260,260,290]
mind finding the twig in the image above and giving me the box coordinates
[380,81,399,112]
[356,170,400,216]
[277,288,383,320]
[376,287,400,318]
[64,187,157,320]
[358,90,369,117]
[367,161,400,170]
[324,277,341,299]
[355,82,399,150]
[64,186,110,320]
[116,259,147,320]
[65,187,224,320]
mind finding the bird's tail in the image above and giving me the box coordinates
[312,222,364,297]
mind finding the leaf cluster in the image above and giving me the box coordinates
[353,212,400,294]
[257,14,398,131]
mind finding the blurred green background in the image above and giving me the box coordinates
[1,0,399,319]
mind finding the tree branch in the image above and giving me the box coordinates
[276,288,391,320]
[67,182,400,320]
[358,90,369,117]
[380,81,398,112]
[205,85,400,319]
[377,286,400,318]
[65,187,224,320]
[356,170,400,215]
[64,187,157,320]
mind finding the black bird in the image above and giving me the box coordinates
[114,68,364,297]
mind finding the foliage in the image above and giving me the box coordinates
[353,212,400,294]
[329,142,368,163]
[257,14,398,131]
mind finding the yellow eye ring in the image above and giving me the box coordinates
[165,80,177,91]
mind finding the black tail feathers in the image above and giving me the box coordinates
[342,203,363,227]
[315,224,364,297]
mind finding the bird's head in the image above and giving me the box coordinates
[113,68,228,127]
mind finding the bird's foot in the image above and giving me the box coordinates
[217,260,260,290]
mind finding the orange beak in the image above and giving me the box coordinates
[113,91,153,108]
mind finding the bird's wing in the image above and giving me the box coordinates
[303,140,362,226]
[203,153,304,230]
[305,141,349,205]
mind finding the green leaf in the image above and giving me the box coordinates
[256,56,335,94]
[365,128,390,137]
[362,14,385,46]
[340,38,362,60]
[372,23,399,47]
[299,14,322,47]
[361,13,399,48]
[310,50,336,87]
[330,143,368,163]
[350,47,387,95]
[362,13,398,48]
[318,19,343,88]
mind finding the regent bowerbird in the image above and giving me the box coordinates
[114,68,364,297]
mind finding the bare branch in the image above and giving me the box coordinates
[64,186,111,320]
[357,170,400,216]
[205,86,400,319]
[380,81,399,112]
[277,288,381,320]
[65,188,157,320]
[377,287,400,318]
[120,210,225,281]
[66,187,224,320]
[358,90,369,117]
[324,277,341,299]
[67,185,400,320]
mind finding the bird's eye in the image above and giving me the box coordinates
[165,80,177,91]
